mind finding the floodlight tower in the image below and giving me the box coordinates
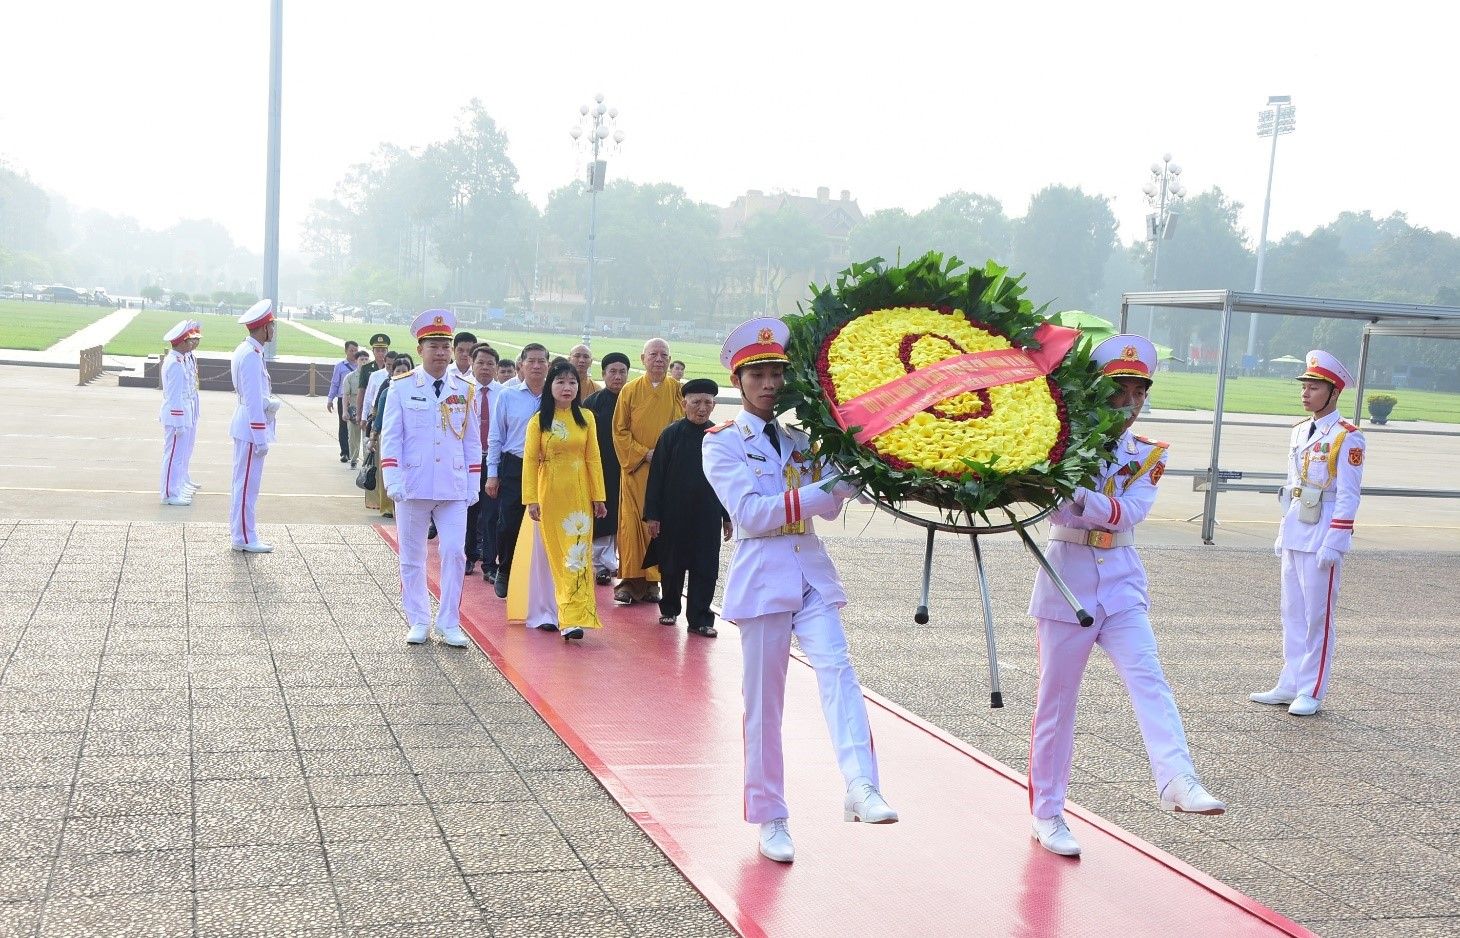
[569,94,625,346]
[1141,153,1187,339]
[1247,95,1296,359]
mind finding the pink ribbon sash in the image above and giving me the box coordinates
[832,323,1080,444]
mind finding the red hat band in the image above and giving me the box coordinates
[729,341,788,371]
[1302,365,1344,391]
[1102,359,1151,378]
[244,311,274,329]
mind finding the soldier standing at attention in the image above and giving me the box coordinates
[381,309,481,648]
[181,320,203,496]
[229,301,277,553]
[159,321,196,506]
[1027,335,1225,858]
[702,317,897,865]
[1250,350,1365,717]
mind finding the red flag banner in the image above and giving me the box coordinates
[832,323,1080,444]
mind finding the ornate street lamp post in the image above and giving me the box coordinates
[1247,95,1296,360]
[569,94,624,346]
[1142,153,1187,342]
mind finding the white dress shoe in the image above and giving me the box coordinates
[758,818,794,863]
[184,482,201,492]
[844,777,899,823]
[1288,694,1322,716]
[436,624,470,647]
[1249,687,1296,705]
[1031,815,1081,856]
[161,496,192,506]
[405,623,430,644]
[1160,773,1226,815]
[233,542,273,553]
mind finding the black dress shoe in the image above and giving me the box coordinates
[465,560,476,575]
[481,568,495,584]
[340,455,348,463]
[493,576,508,599]
[427,524,437,540]
[535,623,559,632]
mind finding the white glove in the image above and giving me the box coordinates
[1273,536,1283,558]
[264,395,283,415]
[387,487,403,503]
[831,481,858,501]
[1316,546,1342,570]
[467,493,479,508]
[255,442,270,457]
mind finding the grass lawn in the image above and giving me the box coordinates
[105,311,341,359]
[304,320,726,380]
[1152,371,1460,424]
[0,300,113,350]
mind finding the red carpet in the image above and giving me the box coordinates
[377,526,1312,937]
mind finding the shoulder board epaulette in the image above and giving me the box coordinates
[1133,434,1169,449]
[705,420,736,435]
[1293,418,1309,428]
[1338,420,1358,432]
[390,370,413,381]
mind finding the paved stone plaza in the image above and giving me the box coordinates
[2,365,1458,936]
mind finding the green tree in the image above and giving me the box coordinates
[1010,185,1118,312]
[739,207,828,301]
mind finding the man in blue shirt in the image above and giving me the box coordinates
[326,340,359,463]
[485,343,549,599]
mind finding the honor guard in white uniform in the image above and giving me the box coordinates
[159,321,197,505]
[1027,335,1224,858]
[381,309,481,648]
[1250,350,1365,717]
[229,301,278,553]
[182,320,203,495]
[702,317,897,865]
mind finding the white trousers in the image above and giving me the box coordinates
[397,499,467,630]
[182,420,198,485]
[592,534,618,576]
[160,428,188,499]
[1029,607,1195,821]
[1279,549,1341,700]
[738,585,878,824]
[229,440,266,546]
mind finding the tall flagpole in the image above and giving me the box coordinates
[262,0,283,360]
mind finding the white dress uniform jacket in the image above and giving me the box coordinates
[702,411,845,621]
[229,337,273,444]
[379,368,482,501]
[159,350,194,428]
[1278,410,1364,554]
[1029,431,1167,622]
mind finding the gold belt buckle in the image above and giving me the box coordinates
[1086,530,1115,549]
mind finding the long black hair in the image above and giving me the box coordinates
[538,359,587,431]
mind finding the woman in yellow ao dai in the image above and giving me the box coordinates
[512,360,608,638]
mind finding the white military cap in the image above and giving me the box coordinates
[411,308,457,340]
[1092,334,1157,382]
[163,321,191,347]
[239,299,274,329]
[720,317,790,371]
[1297,349,1353,392]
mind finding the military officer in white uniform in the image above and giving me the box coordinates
[1250,350,1365,717]
[229,301,277,553]
[702,317,897,865]
[159,321,197,505]
[381,309,481,648]
[181,320,203,496]
[1027,335,1224,858]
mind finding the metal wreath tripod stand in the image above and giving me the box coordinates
[873,500,1094,710]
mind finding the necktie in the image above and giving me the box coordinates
[433,378,444,399]
[478,387,490,443]
[1307,421,1317,440]
[765,422,781,455]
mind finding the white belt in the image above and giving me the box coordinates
[1049,525,1134,549]
[1280,486,1336,502]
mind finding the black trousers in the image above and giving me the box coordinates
[495,454,525,583]
[336,413,350,457]
[657,530,722,631]
[465,465,499,567]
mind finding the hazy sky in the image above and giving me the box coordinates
[3,1,1454,258]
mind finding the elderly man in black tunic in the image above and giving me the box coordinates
[583,352,631,585]
[643,378,732,637]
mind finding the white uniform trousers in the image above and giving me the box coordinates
[738,584,879,824]
[523,522,559,628]
[1029,607,1195,821]
[181,422,198,487]
[396,499,467,630]
[591,534,618,577]
[1278,549,1340,701]
[229,440,266,546]
[160,428,188,499]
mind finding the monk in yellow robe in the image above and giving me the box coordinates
[612,337,682,604]
[569,344,601,402]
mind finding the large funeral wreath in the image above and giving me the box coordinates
[779,252,1126,520]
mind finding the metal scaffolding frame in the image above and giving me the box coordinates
[1118,290,1460,544]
